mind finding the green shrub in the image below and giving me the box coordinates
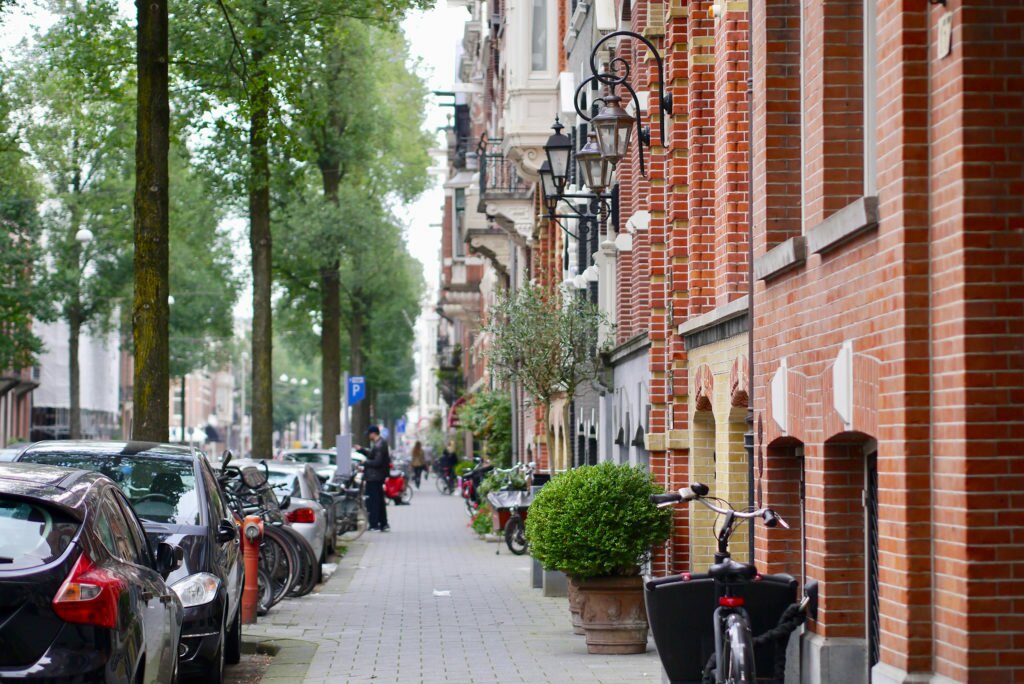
[524,462,672,580]
[471,502,494,535]
[455,460,475,476]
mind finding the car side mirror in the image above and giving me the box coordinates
[280,494,291,509]
[216,519,237,544]
[156,542,184,578]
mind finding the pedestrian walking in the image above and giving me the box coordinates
[410,440,426,489]
[359,425,391,531]
[439,440,458,493]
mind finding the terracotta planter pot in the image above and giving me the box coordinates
[566,577,585,635]
[576,575,649,654]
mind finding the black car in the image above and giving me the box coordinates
[0,461,183,683]
[17,441,244,683]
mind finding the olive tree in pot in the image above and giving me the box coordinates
[525,462,672,654]
[483,283,604,473]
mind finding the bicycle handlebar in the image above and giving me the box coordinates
[650,482,789,529]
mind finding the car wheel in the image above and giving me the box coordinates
[225,604,242,665]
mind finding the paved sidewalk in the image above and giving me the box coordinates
[244,480,662,683]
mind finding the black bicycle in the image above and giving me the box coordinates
[650,483,814,684]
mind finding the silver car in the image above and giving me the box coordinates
[279,448,336,483]
[232,459,329,561]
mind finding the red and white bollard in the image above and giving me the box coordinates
[241,515,264,624]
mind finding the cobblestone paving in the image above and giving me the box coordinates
[244,481,662,683]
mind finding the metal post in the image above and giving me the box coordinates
[341,371,349,437]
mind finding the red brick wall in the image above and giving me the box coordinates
[801,0,863,229]
[712,0,749,307]
[752,1,1024,680]
[687,1,717,318]
[928,3,1024,680]
[751,0,801,255]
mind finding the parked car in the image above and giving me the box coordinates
[0,461,183,683]
[16,441,243,684]
[232,459,330,561]
[0,447,20,462]
[279,448,335,483]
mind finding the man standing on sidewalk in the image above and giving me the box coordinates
[362,425,390,531]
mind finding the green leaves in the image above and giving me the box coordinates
[525,463,673,580]
[484,284,606,409]
[456,391,513,467]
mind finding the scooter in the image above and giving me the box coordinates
[384,462,413,505]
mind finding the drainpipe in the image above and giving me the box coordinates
[745,2,756,563]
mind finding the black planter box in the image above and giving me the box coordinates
[644,572,798,684]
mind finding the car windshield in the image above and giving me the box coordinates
[286,452,332,466]
[0,497,79,569]
[20,453,201,526]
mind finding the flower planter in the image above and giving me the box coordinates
[577,575,649,654]
[567,577,585,635]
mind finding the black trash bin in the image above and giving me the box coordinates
[644,572,798,684]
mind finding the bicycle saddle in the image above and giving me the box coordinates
[709,558,757,583]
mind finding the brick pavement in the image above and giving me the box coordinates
[244,482,663,684]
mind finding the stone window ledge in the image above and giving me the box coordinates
[677,295,749,338]
[806,195,879,255]
[754,236,807,282]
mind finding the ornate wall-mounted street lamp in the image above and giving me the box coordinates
[573,30,673,176]
[543,118,573,193]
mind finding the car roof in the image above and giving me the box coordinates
[18,440,197,463]
[0,461,105,516]
[235,458,310,472]
[281,449,334,456]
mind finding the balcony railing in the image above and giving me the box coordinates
[479,137,531,203]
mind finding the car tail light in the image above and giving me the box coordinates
[52,552,123,629]
[286,508,316,524]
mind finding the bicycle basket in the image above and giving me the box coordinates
[486,490,533,511]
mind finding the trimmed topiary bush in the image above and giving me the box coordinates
[525,462,672,580]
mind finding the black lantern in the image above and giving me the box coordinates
[543,118,573,191]
[576,132,614,193]
[591,94,635,166]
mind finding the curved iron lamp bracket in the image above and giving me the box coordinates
[572,30,673,178]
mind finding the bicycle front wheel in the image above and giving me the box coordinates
[504,513,527,555]
[724,612,756,684]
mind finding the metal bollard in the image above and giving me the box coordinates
[241,515,264,624]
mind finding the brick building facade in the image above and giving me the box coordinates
[437,1,1023,681]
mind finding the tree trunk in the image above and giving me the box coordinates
[69,307,81,439]
[320,264,341,447]
[318,163,342,448]
[350,297,369,440]
[248,0,273,459]
[131,0,170,442]
[249,95,273,459]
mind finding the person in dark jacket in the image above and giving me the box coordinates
[360,425,390,531]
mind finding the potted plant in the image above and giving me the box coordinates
[525,462,672,654]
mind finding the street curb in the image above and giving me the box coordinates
[241,636,317,683]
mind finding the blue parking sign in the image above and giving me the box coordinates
[396,418,406,433]
[348,376,366,405]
